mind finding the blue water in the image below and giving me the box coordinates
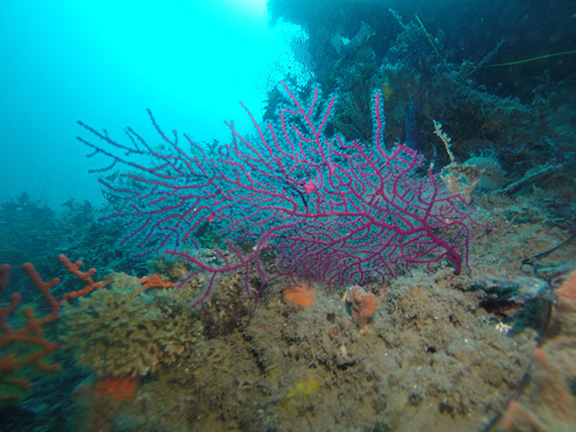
[0,0,285,207]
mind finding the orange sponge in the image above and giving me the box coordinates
[350,285,377,329]
[283,284,314,307]
[94,376,139,401]
[556,270,576,312]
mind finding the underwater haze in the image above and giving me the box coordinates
[0,0,286,207]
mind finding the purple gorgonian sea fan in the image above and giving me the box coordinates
[77,82,478,307]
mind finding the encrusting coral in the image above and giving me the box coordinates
[61,273,201,377]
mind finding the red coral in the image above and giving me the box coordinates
[0,254,104,399]
[134,274,176,295]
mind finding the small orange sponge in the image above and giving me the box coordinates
[283,284,314,307]
[94,376,139,401]
[350,285,377,329]
[556,270,576,313]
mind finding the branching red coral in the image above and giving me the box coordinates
[0,254,104,399]
[133,274,176,295]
